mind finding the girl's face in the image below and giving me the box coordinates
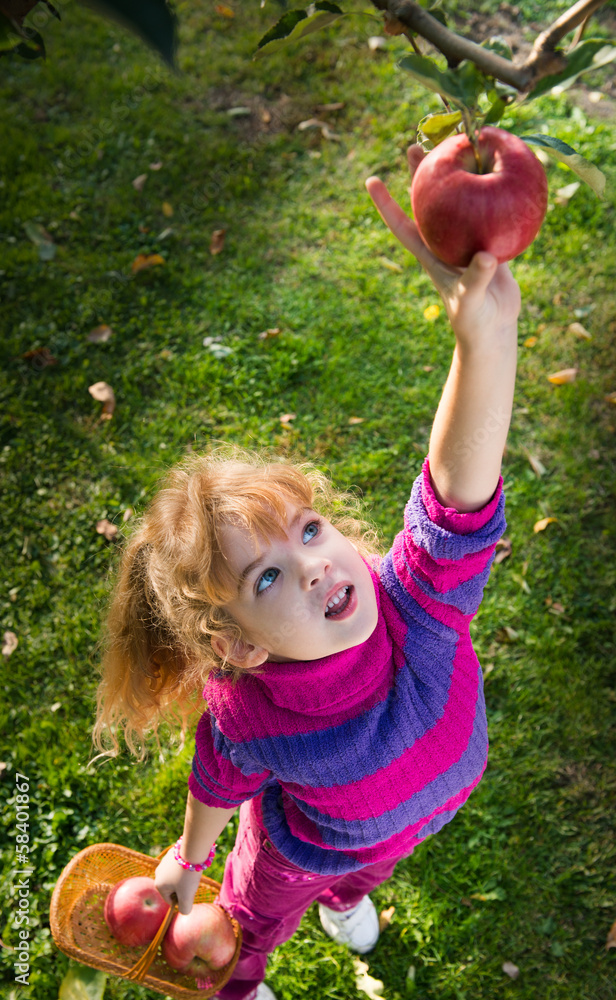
[218,505,378,663]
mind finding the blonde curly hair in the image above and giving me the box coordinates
[92,447,380,760]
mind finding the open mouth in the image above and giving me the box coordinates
[324,585,353,618]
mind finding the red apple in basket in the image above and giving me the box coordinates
[410,126,548,268]
[162,903,236,977]
[103,876,169,947]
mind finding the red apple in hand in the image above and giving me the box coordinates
[104,876,169,947]
[162,903,236,977]
[410,126,548,268]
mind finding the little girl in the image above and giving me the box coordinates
[94,147,521,1000]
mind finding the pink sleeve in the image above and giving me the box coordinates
[421,458,503,535]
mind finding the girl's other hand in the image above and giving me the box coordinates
[365,146,521,349]
[155,845,202,914]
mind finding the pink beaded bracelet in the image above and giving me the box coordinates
[173,837,216,873]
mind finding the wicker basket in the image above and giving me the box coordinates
[49,842,242,999]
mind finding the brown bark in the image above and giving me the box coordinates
[371,0,611,92]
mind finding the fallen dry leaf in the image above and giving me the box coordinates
[24,220,56,261]
[96,519,118,541]
[526,452,547,477]
[210,229,226,255]
[131,253,164,274]
[524,335,538,347]
[88,381,116,419]
[605,920,616,950]
[258,328,280,340]
[379,256,403,273]
[149,161,163,171]
[378,906,395,932]
[502,961,520,980]
[423,304,440,321]
[22,346,57,367]
[605,392,616,405]
[132,173,148,192]
[297,118,340,140]
[2,631,18,657]
[533,516,558,533]
[261,109,272,124]
[568,321,591,340]
[494,537,512,564]
[554,181,580,206]
[496,626,519,643]
[348,416,364,425]
[122,507,133,522]
[547,368,578,385]
[162,202,174,218]
[87,324,113,343]
[215,2,234,15]
[353,959,385,1000]
[315,102,345,112]
[279,413,296,425]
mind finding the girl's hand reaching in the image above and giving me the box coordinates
[366,145,522,511]
[365,146,521,350]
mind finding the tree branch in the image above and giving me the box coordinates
[371,0,611,92]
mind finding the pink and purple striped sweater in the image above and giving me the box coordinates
[189,460,505,876]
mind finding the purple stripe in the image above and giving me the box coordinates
[405,476,506,561]
[209,618,457,788]
[280,669,486,848]
[421,458,504,534]
[399,546,496,615]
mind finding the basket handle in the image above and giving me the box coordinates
[125,894,178,983]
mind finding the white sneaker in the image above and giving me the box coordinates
[255,984,278,1000]
[318,895,379,954]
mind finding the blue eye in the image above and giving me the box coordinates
[256,567,279,594]
[303,521,319,543]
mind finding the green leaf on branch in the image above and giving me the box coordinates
[525,39,616,100]
[255,2,344,58]
[14,27,45,58]
[417,110,462,147]
[399,54,484,109]
[521,134,606,198]
[59,961,107,1000]
[84,0,178,67]
[481,35,513,62]
[483,95,508,125]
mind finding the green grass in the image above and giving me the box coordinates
[1,2,616,999]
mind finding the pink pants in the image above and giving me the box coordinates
[215,800,402,1000]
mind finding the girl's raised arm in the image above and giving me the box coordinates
[366,147,521,512]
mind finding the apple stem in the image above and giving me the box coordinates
[462,108,482,173]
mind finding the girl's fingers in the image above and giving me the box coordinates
[457,252,499,299]
[406,144,425,179]
[364,176,439,269]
